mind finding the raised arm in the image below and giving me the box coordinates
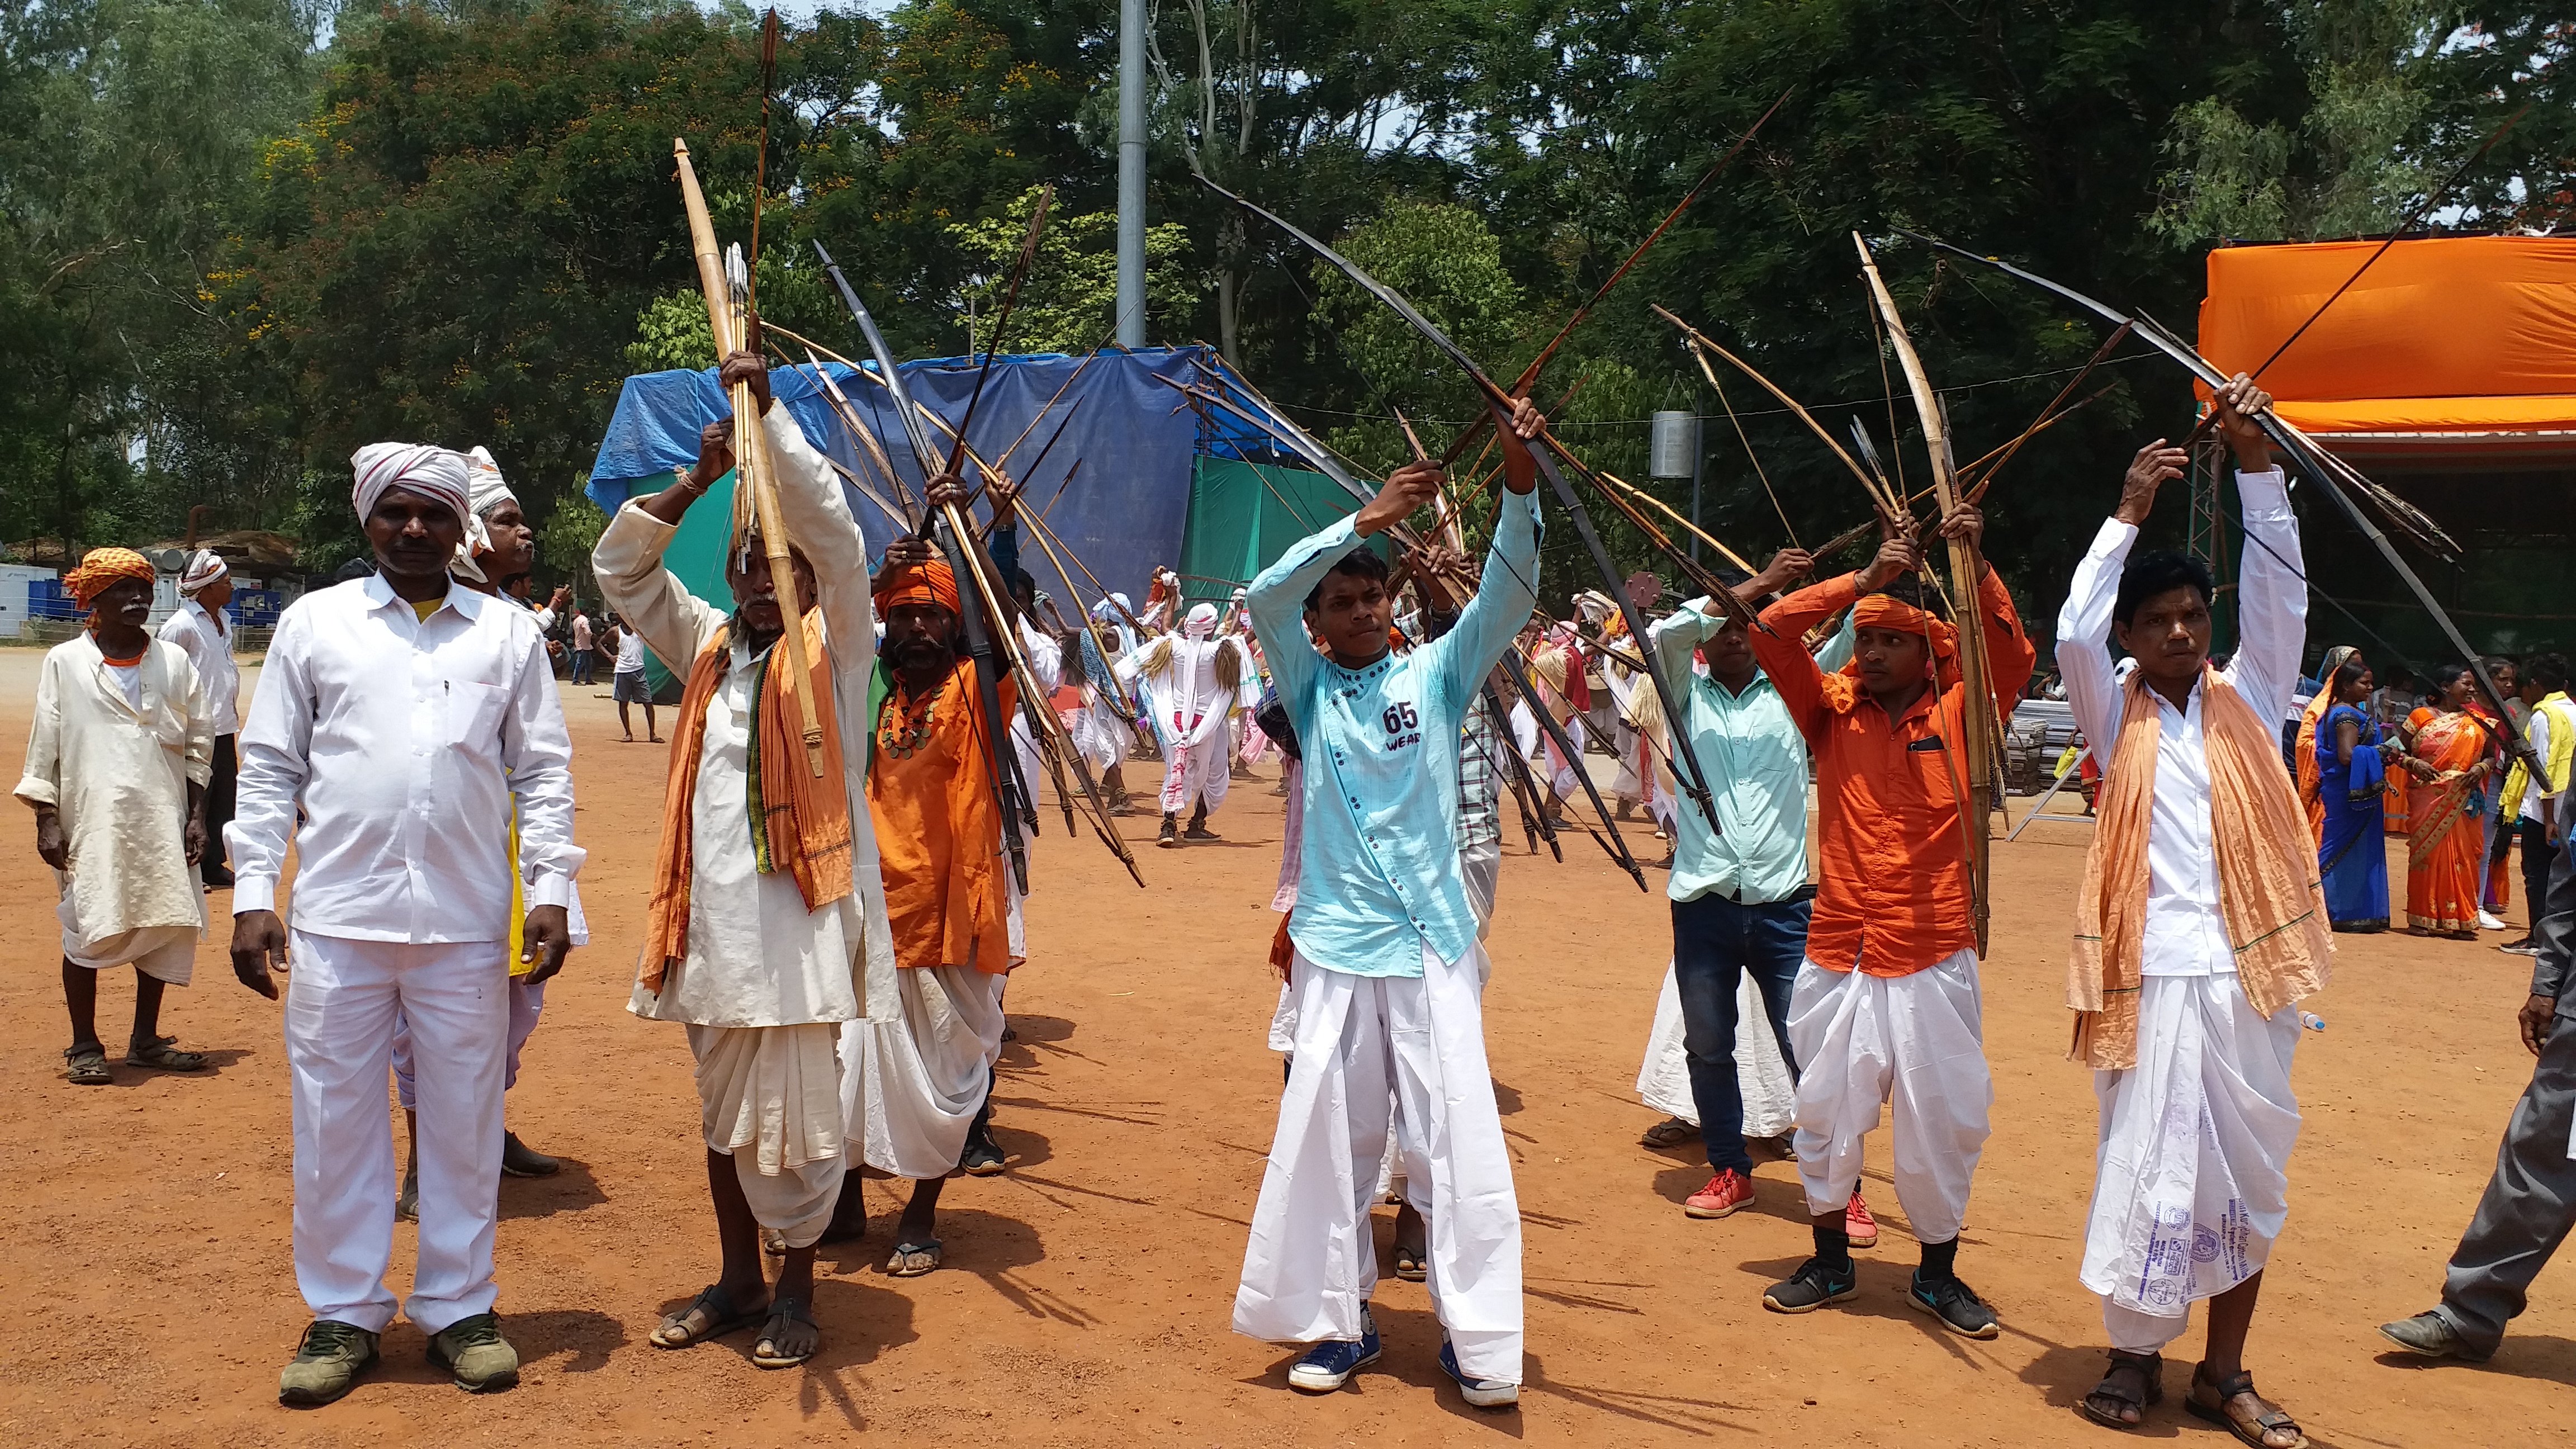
[760,377,877,678]
[2058,440,2184,759]
[1246,517,1362,727]
[591,405,735,670]
[2209,378,2302,724]
[1435,487,1542,712]
[1755,574,1859,735]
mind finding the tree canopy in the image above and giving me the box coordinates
[1,0,2560,600]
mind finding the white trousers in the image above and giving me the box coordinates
[1235,943,1523,1385]
[690,1021,847,1248]
[1635,962,1798,1138]
[1787,950,1991,1243]
[841,965,1009,1181]
[1159,724,1230,817]
[2084,973,2302,1348]
[285,931,507,1334]
[1011,714,1045,812]
[392,976,544,1111]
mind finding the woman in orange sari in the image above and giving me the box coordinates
[2396,663,2504,939]
[2296,645,2362,843]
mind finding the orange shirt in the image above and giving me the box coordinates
[1750,569,2036,977]
[867,658,1019,973]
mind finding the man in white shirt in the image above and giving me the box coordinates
[158,548,241,889]
[1119,602,1249,847]
[612,612,657,742]
[2056,378,2326,1448]
[20,548,215,1085]
[229,442,580,1407]
[1007,569,1063,826]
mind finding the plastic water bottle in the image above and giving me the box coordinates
[2299,1011,2326,1032]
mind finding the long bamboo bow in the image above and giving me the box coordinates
[1198,173,1725,833]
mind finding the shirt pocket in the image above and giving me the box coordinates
[446,679,509,749]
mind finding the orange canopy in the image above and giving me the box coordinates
[2196,236,2576,435]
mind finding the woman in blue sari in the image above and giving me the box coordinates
[2316,657,2391,931]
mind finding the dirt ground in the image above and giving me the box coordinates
[2,645,2572,1448]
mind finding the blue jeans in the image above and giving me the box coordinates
[571,648,594,685]
[1671,892,1810,1175]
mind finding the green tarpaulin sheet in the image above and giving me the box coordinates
[1174,456,1373,608]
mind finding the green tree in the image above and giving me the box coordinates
[946,186,1194,355]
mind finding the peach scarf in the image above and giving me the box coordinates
[2068,666,2332,1068]
[639,612,854,993]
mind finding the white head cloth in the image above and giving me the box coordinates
[351,443,472,529]
[1185,602,1219,639]
[1092,593,1134,623]
[465,446,517,520]
[178,548,229,596]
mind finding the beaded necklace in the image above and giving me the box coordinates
[877,674,949,760]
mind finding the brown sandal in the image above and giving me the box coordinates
[2186,1363,2309,1449]
[2077,1349,2162,1429]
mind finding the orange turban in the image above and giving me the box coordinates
[1848,593,1962,688]
[64,547,155,607]
[873,556,960,617]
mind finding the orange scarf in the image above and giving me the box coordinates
[639,612,854,993]
[2068,666,2332,1068]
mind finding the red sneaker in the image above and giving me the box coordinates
[1844,1188,1879,1248]
[1684,1169,1754,1219]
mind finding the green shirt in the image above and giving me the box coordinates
[1649,598,1812,906]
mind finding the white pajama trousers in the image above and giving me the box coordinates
[392,976,545,1111]
[1787,950,1992,1243]
[2084,973,2302,1351]
[841,965,1010,1182]
[285,931,508,1335]
[1236,943,1523,1386]
[1159,726,1230,817]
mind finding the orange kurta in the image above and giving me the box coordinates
[868,657,1018,974]
[1751,569,2038,977]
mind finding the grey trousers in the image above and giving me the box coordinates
[2436,844,2576,1353]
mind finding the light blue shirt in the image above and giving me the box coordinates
[1649,597,1812,906]
[1248,490,1542,977]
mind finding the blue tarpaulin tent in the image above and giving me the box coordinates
[584,343,1360,694]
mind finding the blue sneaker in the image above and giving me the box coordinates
[1286,1309,1380,1393]
[1437,1339,1519,1409]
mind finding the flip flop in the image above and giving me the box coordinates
[650,1284,763,1349]
[1393,1244,1427,1282]
[64,1045,110,1086]
[750,1298,816,1368]
[886,1239,942,1278]
[126,1035,209,1071]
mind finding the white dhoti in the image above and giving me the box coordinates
[841,964,1009,1182]
[2083,973,2302,1350]
[1635,962,1798,1138]
[1235,943,1523,1386]
[285,931,507,1334]
[1159,724,1231,817]
[1786,950,1991,1243]
[686,1021,847,1247]
[60,913,197,984]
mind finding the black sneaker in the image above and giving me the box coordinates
[1761,1257,1858,1314]
[959,1135,1007,1176]
[1909,1271,2000,1338]
[1157,817,1180,848]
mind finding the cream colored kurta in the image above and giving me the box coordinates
[594,409,896,1031]
[15,633,214,942]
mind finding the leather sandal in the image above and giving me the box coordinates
[2186,1363,2309,1449]
[2077,1349,2162,1429]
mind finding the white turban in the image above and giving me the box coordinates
[178,548,228,596]
[351,443,472,530]
[465,446,517,520]
[1185,602,1219,639]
